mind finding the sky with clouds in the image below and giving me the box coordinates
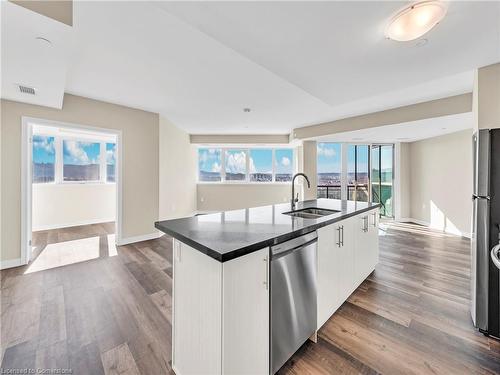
[198,148,293,175]
[318,143,392,174]
[63,141,100,165]
[33,135,55,164]
[33,136,116,166]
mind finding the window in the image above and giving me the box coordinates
[275,149,293,182]
[249,149,272,182]
[347,144,369,202]
[106,143,116,182]
[197,148,294,183]
[225,150,246,181]
[317,143,341,199]
[32,135,55,183]
[63,141,101,182]
[198,148,222,182]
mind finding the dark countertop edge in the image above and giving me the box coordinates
[154,203,381,263]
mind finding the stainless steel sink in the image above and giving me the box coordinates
[283,207,340,219]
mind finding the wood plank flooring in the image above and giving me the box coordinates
[1,221,499,374]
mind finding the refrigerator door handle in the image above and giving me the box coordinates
[491,244,500,270]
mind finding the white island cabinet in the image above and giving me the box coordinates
[171,206,379,375]
[172,240,269,375]
[317,208,379,330]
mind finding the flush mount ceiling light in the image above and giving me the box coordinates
[385,1,447,42]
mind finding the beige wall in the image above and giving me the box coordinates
[408,130,472,236]
[398,142,411,220]
[302,141,317,200]
[293,93,472,139]
[32,183,116,231]
[475,62,500,130]
[197,184,295,212]
[10,0,73,26]
[1,95,159,262]
[190,134,289,144]
[159,116,197,220]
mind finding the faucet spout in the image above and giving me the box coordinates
[291,173,311,211]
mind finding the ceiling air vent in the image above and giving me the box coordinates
[19,85,35,95]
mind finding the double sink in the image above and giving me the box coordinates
[283,207,340,219]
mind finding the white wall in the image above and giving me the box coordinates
[408,129,472,237]
[159,116,197,219]
[32,183,116,231]
[1,94,159,263]
[197,184,294,212]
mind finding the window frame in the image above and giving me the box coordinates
[32,133,116,185]
[197,147,295,184]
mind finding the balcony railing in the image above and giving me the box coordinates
[317,184,369,201]
[317,184,390,217]
[317,185,341,199]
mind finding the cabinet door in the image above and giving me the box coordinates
[354,213,371,286]
[222,247,269,375]
[368,209,380,271]
[173,240,222,375]
[317,224,339,329]
[338,216,356,299]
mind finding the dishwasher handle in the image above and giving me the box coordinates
[271,231,317,257]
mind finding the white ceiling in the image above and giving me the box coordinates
[2,1,499,136]
[316,112,473,144]
[1,1,73,108]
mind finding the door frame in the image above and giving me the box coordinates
[21,116,123,265]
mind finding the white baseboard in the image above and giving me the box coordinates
[0,258,24,270]
[396,217,471,238]
[33,217,116,232]
[117,231,163,246]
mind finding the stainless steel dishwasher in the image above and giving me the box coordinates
[270,231,317,374]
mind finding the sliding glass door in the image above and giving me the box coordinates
[371,144,394,217]
[347,144,370,202]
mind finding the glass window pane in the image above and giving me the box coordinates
[106,143,116,183]
[317,143,341,199]
[198,148,222,182]
[225,150,247,181]
[63,140,100,181]
[275,149,293,182]
[381,145,394,217]
[32,135,55,183]
[249,149,272,182]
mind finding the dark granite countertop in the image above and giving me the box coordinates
[155,199,380,262]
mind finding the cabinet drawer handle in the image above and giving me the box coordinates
[263,257,269,290]
[336,226,341,247]
[341,225,344,247]
[372,212,377,227]
[362,216,368,232]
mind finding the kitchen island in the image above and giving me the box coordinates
[155,198,380,375]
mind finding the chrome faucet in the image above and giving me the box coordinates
[291,173,311,211]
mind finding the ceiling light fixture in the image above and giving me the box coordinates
[35,36,52,46]
[385,1,447,42]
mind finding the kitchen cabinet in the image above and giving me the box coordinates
[317,208,379,330]
[354,209,379,286]
[172,239,269,375]
[222,248,269,375]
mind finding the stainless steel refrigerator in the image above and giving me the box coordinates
[471,129,500,339]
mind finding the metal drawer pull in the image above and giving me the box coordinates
[341,225,344,247]
[264,257,269,289]
[336,226,341,247]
